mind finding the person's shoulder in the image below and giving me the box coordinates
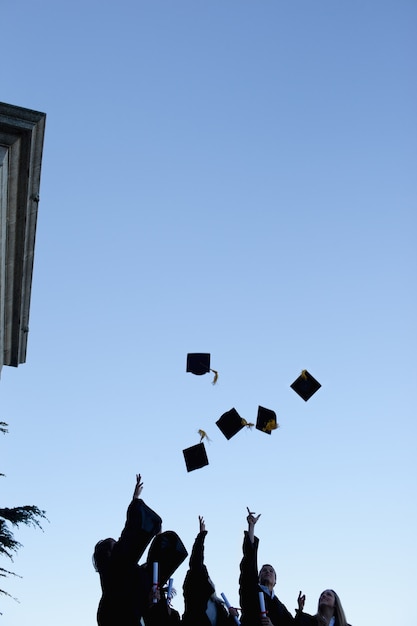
[274,596,295,619]
[294,611,316,624]
[170,608,181,624]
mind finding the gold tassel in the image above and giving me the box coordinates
[198,429,211,442]
[211,369,218,385]
[241,419,255,430]
[263,419,279,432]
[301,370,308,380]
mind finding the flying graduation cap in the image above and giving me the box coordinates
[290,369,321,401]
[256,406,279,435]
[182,430,210,472]
[186,353,218,384]
[216,408,254,440]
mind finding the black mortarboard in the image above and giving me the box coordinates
[183,442,209,472]
[290,370,321,401]
[186,353,210,375]
[256,406,278,435]
[216,408,243,440]
[186,353,218,383]
[216,407,250,440]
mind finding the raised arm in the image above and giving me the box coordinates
[239,507,262,622]
[188,515,207,570]
[294,591,307,622]
[115,474,162,565]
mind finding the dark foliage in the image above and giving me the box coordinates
[0,423,47,609]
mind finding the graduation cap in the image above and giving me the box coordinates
[183,430,210,472]
[256,406,279,435]
[186,353,218,384]
[183,443,209,472]
[290,369,321,401]
[216,408,254,440]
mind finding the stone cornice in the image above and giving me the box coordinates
[0,103,46,371]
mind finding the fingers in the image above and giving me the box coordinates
[247,506,261,522]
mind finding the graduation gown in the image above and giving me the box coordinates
[294,611,352,626]
[96,498,162,626]
[143,599,182,626]
[239,531,294,626]
[182,530,235,626]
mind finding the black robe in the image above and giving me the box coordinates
[182,530,235,626]
[96,498,162,626]
[143,599,182,625]
[294,611,352,626]
[239,531,294,626]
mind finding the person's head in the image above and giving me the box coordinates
[145,530,188,586]
[92,538,116,572]
[259,563,276,589]
[317,589,348,626]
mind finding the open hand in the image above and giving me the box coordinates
[133,474,143,499]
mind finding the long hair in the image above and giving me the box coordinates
[316,590,348,626]
[92,538,115,573]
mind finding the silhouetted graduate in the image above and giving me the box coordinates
[93,474,187,626]
[182,515,240,625]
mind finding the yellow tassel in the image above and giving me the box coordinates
[198,429,211,442]
[241,419,255,430]
[301,370,308,380]
[211,369,219,385]
[263,419,279,432]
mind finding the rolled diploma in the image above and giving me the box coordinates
[221,592,241,625]
[259,591,266,616]
[152,562,158,603]
[166,578,174,604]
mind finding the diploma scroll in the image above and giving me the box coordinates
[152,562,158,603]
[221,592,241,625]
[166,578,174,605]
[259,591,267,617]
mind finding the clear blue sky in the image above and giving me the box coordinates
[1,1,416,624]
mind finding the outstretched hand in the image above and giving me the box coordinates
[246,506,261,544]
[297,591,306,611]
[246,506,261,525]
[133,474,143,499]
[199,515,206,533]
[228,606,240,618]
